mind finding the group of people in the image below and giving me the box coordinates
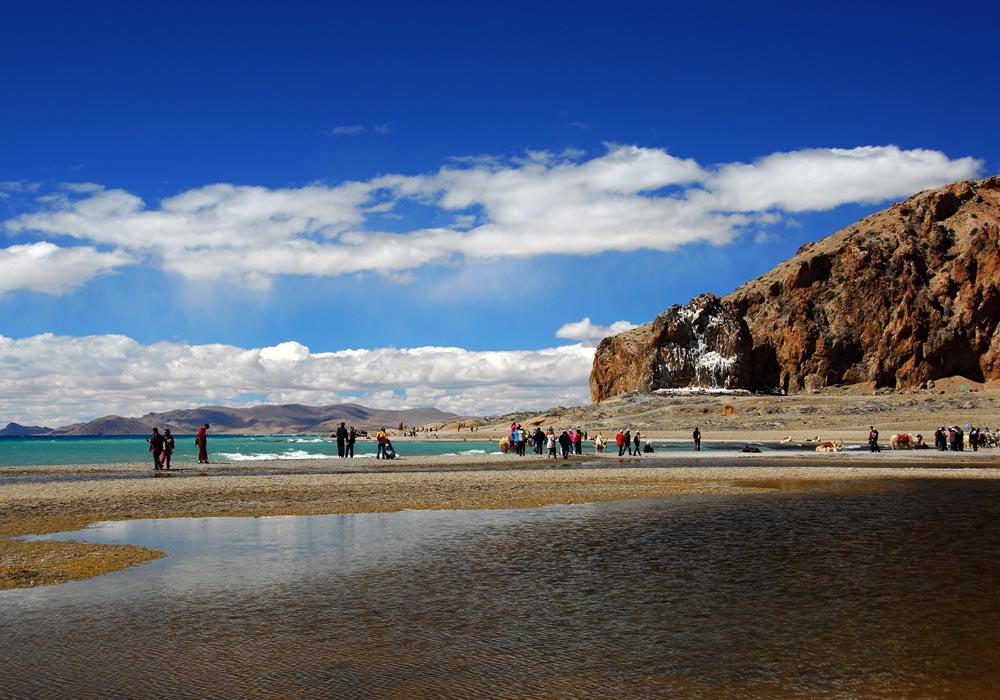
[331,422,396,459]
[867,424,999,452]
[508,424,587,458]
[508,424,705,457]
[332,422,359,457]
[614,428,644,456]
[148,423,210,470]
[934,425,998,451]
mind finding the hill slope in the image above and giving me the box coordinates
[47,403,465,435]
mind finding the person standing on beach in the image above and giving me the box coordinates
[624,428,633,456]
[616,429,626,456]
[334,422,348,458]
[935,427,946,451]
[558,430,571,459]
[547,428,557,458]
[161,429,175,470]
[633,430,641,457]
[693,427,701,451]
[149,427,165,470]
[376,427,389,459]
[346,425,357,458]
[196,423,210,463]
[574,428,583,455]
[868,426,880,453]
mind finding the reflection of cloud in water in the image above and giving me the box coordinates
[28,507,556,598]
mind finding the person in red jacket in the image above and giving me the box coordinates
[196,423,210,463]
[616,429,626,456]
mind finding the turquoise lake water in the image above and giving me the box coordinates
[0,435,501,467]
[0,435,817,468]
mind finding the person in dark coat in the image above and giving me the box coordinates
[346,426,357,458]
[334,422,348,457]
[148,427,165,471]
[558,430,571,459]
[161,429,175,470]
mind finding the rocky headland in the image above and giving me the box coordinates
[591,176,1000,401]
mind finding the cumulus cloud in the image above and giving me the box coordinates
[0,334,596,426]
[556,317,638,346]
[2,143,983,293]
[0,242,134,294]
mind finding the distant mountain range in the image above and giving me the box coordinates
[1,403,469,436]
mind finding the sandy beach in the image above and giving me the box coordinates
[5,443,1000,590]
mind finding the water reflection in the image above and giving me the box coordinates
[4,480,1000,698]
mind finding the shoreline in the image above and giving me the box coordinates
[4,450,1000,590]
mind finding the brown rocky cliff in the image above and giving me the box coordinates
[591,176,1000,401]
[590,293,755,399]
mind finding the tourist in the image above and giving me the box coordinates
[161,429,175,470]
[633,430,641,457]
[559,430,571,459]
[616,429,626,456]
[624,428,632,455]
[196,423,210,463]
[868,426,880,453]
[547,428,557,458]
[376,427,389,459]
[513,424,525,456]
[693,427,701,451]
[148,427,165,470]
[574,428,583,455]
[334,422,348,457]
[346,425,356,458]
[533,427,545,455]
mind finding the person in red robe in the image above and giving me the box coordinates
[196,423,210,463]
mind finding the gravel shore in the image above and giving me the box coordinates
[4,447,1000,590]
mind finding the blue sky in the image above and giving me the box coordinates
[2,1,997,426]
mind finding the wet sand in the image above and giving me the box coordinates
[4,447,1000,590]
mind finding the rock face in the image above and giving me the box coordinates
[590,294,755,398]
[591,176,1000,401]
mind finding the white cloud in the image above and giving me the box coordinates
[0,242,134,295]
[2,143,982,293]
[556,317,638,346]
[331,124,365,136]
[0,333,596,426]
[706,146,982,212]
